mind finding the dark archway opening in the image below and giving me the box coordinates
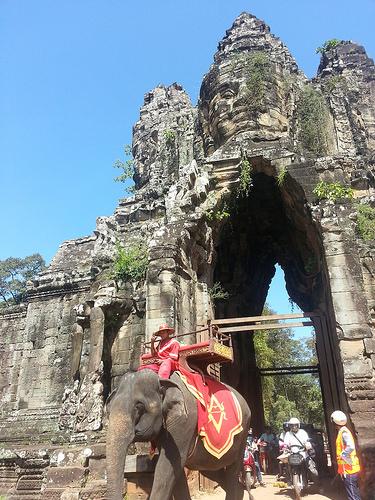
[212,162,344,450]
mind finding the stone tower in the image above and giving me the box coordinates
[1,12,375,498]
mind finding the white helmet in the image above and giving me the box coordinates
[331,410,347,426]
[289,417,300,426]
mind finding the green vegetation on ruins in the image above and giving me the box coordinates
[112,242,148,283]
[164,129,176,146]
[231,51,271,114]
[313,180,354,203]
[254,304,323,430]
[206,156,254,223]
[0,254,46,306]
[297,86,331,156]
[113,144,135,194]
[206,202,231,222]
[316,39,341,54]
[323,75,347,94]
[356,203,375,241]
[208,282,230,301]
[276,166,287,187]
[238,157,253,196]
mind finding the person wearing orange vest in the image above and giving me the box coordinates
[331,410,361,500]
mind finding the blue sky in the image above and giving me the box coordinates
[1,0,374,313]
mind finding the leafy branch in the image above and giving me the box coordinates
[113,145,135,194]
[313,180,354,202]
[238,157,253,197]
[208,282,229,301]
[316,39,341,54]
[276,167,287,187]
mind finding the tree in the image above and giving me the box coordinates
[254,304,324,431]
[113,145,135,194]
[269,395,299,433]
[0,254,46,305]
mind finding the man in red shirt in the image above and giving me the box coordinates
[141,324,180,378]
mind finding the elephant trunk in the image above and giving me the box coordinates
[106,411,134,500]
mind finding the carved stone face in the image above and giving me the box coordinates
[208,82,244,147]
[200,64,247,152]
[199,55,290,154]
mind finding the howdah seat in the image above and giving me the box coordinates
[140,323,233,375]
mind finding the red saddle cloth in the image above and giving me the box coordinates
[176,368,243,459]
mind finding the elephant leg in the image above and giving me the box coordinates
[172,470,191,500]
[223,461,244,500]
[149,432,189,500]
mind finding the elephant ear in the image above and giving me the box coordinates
[159,379,187,427]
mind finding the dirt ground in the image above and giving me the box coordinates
[192,474,346,500]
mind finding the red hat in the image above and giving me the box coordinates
[157,323,175,333]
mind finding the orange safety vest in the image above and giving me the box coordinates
[336,426,360,475]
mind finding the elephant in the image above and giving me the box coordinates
[106,368,251,500]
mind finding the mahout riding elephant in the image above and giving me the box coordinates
[106,369,251,500]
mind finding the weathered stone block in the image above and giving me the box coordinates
[46,466,86,488]
[43,487,79,499]
[112,349,130,366]
[16,474,44,491]
[364,338,375,354]
[348,398,375,413]
[79,480,107,499]
[87,457,106,480]
[329,277,363,293]
[339,324,372,339]
[147,308,174,320]
[343,358,373,379]
[340,339,364,358]
[147,292,174,311]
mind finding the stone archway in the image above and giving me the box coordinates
[209,157,346,451]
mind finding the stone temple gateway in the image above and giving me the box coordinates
[1,12,375,499]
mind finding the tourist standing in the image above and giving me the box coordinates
[331,411,361,500]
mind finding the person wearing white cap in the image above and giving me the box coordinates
[283,418,311,459]
[331,410,361,500]
[283,417,319,482]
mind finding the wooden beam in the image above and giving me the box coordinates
[218,321,313,333]
[259,365,318,372]
[260,369,319,376]
[211,312,318,325]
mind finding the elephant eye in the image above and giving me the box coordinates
[135,401,145,411]
[134,401,145,425]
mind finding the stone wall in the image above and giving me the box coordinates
[1,11,375,499]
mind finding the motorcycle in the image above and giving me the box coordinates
[240,447,256,499]
[258,440,269,473]
[287,445,309,500]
